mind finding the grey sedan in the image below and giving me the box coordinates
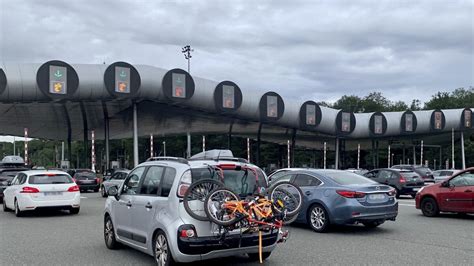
[271,169,398,232]
[101,170,130,197]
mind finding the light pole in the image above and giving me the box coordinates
[181,45,193,73]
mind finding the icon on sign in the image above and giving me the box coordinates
[175,87,184,97]
[54,70,63,78]
[119,70,127,78]
[54,82,63,92]
[118,82,128,92]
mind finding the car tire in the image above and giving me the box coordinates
[101,186,107,197]
[248,252,272,262]
[153,231,175,266]
[421,197,439,217]
[70,208,80,215]
[363,220,384,228]
[104,216,120,249]
[94,188,99,193]
[395,189,401,199]
[3,199,11,212]
[14,199,23,217]
[308,204,330,233]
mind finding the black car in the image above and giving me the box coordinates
[73,171,99,192]
[364,168,424,198]
[391,165,434,183]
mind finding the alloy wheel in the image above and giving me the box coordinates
[310,206,326,229]
[104,219,114,246]
[155,234,169,266]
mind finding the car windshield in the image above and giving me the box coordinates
[191,166,267,196]
[321,171,376,185]
[416,167,432,174]
[400,172,418,178]
[0,170,22,181]
[29,174,73,184]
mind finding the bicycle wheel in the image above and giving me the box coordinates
[268,181,303,217]
[183,179,224,221]
[204,187,241,227]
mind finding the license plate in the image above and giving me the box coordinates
[44,192,62,196]
[369,194,385,200]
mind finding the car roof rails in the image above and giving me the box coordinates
[146,156,189,164]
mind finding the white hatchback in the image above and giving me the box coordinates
[2,170,80,217]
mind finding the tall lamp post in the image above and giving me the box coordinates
[181,45,193,73]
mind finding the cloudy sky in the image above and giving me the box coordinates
[0,0,472,105]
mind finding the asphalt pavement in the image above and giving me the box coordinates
[0,194,473,265]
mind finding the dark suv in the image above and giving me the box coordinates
[73,171,100,192]
[0,156,29,203]
[391,165,434,183]
[364,168,424,198]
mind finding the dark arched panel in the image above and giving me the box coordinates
[213,81,242,112]
[36,60,79,99]
[299,101,322,129]
[162,68,195,102]
[369,112,387,136]
[336,111,356,135]
[259,92,284,121]
[104,61,141,98]
[430,109,446,131]
[400,110,418,134]
[460,108,473,130]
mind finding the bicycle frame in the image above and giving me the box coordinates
[222,198,283,229]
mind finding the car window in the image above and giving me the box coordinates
[450,171,474,187]
[377,170,392,179]
[322,171,376,185]
[139,166,165,195]
[294,174,321,187]
[270,170,288,180]
[160,167,176,197]
[433,171,441,177]
[19,174,28,184]
[272,173,295,184]
[110,173,120,180]
[364,171,376,178]
[29,174,73,184]
[123,167,146,195]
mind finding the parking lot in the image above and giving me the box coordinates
[1,193,472,265]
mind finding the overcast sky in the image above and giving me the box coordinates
[0,0,472,105]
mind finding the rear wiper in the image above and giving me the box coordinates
[51,182,67,184]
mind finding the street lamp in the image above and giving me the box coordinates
[181,45,193,73]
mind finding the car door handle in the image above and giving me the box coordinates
[126,201,132,207]
[465,189,472,193]
[145,203,153,209]
[305,191,312,196]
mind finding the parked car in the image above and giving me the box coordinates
[268,168,308,182]
[103,150,278,265]
[74,171,100,192]
[433,169,460,183]
[0,156,29,203]
[2,170,80,216]
[391,165,434,183]
[345,168,369,176]
[270,169,398,233]
[364,169,424,198]
[416,167,474,217]
[101,169,130,197]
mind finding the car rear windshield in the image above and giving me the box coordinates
[400,172,419,178]
[416,167,432,174]
[29,174,73,184]
[322,171,376,185]
[191,167,267,196]
[75,173,96,180]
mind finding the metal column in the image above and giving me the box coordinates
[228,121,234,150]
[413,145,416,165]
[461,131,466,170]
[186,132,191,158]
[80,102,88,168]
[102,102,110,170]
[133,103,139,167]
[291,129,296,167]
[256,123,263,166]
[335,138,339,169]
[451,128,455,169]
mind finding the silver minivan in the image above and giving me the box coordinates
[104,151,279,265]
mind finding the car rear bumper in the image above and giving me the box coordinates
[175,231,278,262]
[77,184,99,190]
[332,201,399,225]
[18,194,80,211]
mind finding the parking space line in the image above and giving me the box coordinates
[80,196,88,199]
[399,203,415,207]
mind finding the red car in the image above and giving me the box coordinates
[416,167,474,216]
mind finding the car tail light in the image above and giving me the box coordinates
[387,189,396,196]
[67,185,80,192]
[399,176,406,183]
[46,173,56,176]
[217,164,237,170]
[178,225,197,238]
[20,186,40,193]
[336,190,366,198]
[177,170,192,197]
[96,178,100,184]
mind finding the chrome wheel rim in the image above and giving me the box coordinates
[101,187,105,196]
[155,235,168,266]
[104,219,114,245]
[310,207,326,229]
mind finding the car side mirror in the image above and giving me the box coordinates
[7,181,12,186]
[441,181,450,188]
[107,186,119,200]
